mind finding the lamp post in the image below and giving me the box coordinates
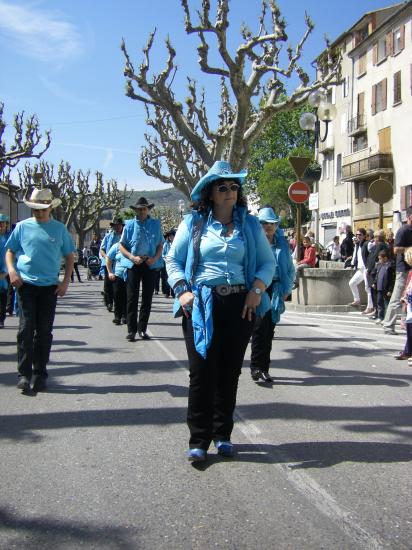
[299,90,337,244]
[178,199,185,220]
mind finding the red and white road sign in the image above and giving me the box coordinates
[288,180,310,204]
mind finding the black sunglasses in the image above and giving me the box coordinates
[216,183,240,193]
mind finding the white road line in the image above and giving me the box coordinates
[153,332,386,550]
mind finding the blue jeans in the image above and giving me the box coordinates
[17,283,57,380]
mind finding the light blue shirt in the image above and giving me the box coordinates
[167,209,274,289]
[120,217,163,259]
[107,242,127,280]
[100,231,120,267]
[6,218,75,286]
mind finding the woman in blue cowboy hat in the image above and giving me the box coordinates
[250,206,295,383]
[166,160,275,462]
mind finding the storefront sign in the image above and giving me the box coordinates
[308,192,319,210]
[320,208,351,220]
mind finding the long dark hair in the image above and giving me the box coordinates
[191,179,247,214]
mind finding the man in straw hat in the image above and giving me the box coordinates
[119,197,164,341]
[5,186,75,392]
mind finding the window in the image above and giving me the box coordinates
[342,76,349,98]
[393,71,402,104]
[372,79,387,114]
[321,153,334,181]
[358,52,367,76]
[355,182,368,202]
[401,185,412,210]
[336,154,342,185]
[393,26,405,55]
[353,134,368,153]
[373,36,387,64]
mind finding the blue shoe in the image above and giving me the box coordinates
[187,448,207,462]
[214,441,234,458]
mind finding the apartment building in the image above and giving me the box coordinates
[315,1,412,245]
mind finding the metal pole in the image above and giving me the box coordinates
[379,203,384,230]
[296,204,302,262]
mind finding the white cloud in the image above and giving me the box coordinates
[103,148,114,169]
[39,77,97,107]
[0,1,83,62]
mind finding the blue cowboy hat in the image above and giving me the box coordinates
[190,160,247,201]
[258,207,280,224]
[0,213,9,222]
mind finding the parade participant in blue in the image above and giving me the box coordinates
[166,161,275,463]
[0,213,11,328]
[5,188,75,392]
[119,197,164,342]
[161,229,176,297]
[100,217,124,312]
[250,207,295,383]
[106,232,127,326]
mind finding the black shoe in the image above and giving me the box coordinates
[17,376,30,391]
[138,331,150,340]
[251,369,261,381]
[32,376,47,392]
[260,372,273,383]
[112,318,121,325]
[126,332,136,341]
[121,318,127,324]
[107,304,113,312]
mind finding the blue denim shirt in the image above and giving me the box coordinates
[100,231,120,267]
[107,242,127,281]
[120,216,163,270]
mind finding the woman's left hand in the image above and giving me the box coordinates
[242,291,261,321]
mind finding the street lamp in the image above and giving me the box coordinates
[178,199,185,219]
[299,89,337,148]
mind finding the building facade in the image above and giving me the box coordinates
[315,1,412,245]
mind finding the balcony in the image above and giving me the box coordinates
[342,153,393,182]
[318,132,334,153]
[348,114,367,136]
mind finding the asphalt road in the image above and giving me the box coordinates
[0,272,411,550]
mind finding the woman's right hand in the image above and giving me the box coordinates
[179,291,195,318]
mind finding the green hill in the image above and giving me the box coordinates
[123,188,188,209]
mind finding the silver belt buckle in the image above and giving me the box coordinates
[215,284,231,296]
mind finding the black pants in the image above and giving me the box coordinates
[6,277,14,314]
[182,292,254,450]
[16,283,57,380]
[126,263,156,333]
[0,288,7,322]
[154,270,160,292]
[113,276,127,321]
[404,323,412,355]
[250,283,274,374]
[103,267,114,306]
[70,263,81,282]
[160,267,173,297]
[377,290,390,320]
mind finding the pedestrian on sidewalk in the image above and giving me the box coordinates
[106,239,127,326]
[382,207,412,335]
[348,228,373,311]
[250,207,295,383]
[161,229,176,298]
[371,249,394,324]
[119,197,164,342]
[366,230,388,318]
[70,249,83,283]
[5,188,75,392]
[100,217,124,312]
[327,236,341,262]
[395,251,412,361]
[292,236,316,289]
[166,160,275,463]
[0,213,11,328]
[340,225,354,267]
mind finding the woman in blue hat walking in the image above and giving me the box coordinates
[166,161,275,462]
[250,207,295,383]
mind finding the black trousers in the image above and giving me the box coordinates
[70,262,81,282]
[160,266,173,297]
[377,290,390,320]
[113,276,127,321]
[103,267,114,306]
[250,283,274,373]
[0,288,6,322]
[16,283,57,380]
[126,263,156,333]
[6,276,14,314]
[182,292,255,450]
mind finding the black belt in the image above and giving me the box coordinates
[212,284,247,296]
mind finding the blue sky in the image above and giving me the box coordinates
[0,0,397,190]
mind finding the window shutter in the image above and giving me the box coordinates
[401,187,406,211]
[372,84,377,115]
[382,78,387,111]
[372,43,378,65]
[386,32,393,56]
[400,24,405,51]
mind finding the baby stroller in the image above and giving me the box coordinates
[87,256,101,280]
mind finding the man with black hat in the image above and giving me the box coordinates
[162,228,176,298]
[119,197,163,341]
[100,217,124,312]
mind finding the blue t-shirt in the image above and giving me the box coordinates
[107,242,127,280]
[120,217,163,270]
[6,218,76,286]
[100,231,120,267]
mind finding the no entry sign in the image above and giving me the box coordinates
[288,180,310,204]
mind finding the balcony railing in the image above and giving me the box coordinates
[342,153,393,181]
[348,114,367,135]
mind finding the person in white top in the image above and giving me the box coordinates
[348,228,374,313]
[327,236,341,261]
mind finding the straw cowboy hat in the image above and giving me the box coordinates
[190,160,247,201]
[130,197,154,210]
[23,188,62,210]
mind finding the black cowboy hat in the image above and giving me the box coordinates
[130,197,154,210]
[164,228,177,238]
[110,216,124,226]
